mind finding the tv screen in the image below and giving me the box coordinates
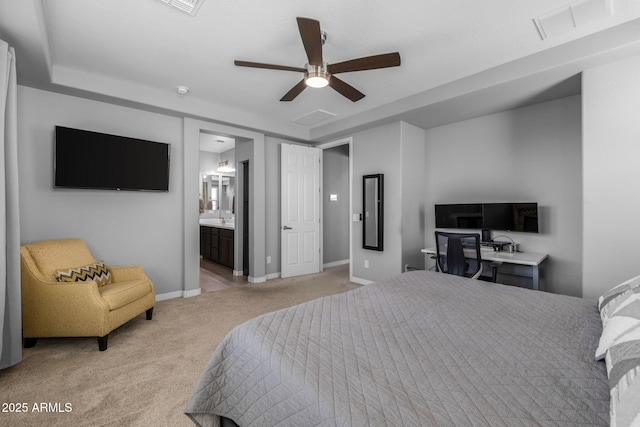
[483,203,538,233]
[434,202,539,233]
[435,203,483,229]
[54,126,170,192]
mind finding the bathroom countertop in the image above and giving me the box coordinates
[199,219,235,230]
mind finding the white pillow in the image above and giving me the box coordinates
[599,274,640,316]
[595,292,640,361]
[605,323,640,427]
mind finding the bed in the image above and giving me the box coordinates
[185,270,634,426]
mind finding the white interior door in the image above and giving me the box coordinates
[281,144,321,278]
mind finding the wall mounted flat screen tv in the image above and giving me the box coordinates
[54,126,170,192]
[435,203,483,229]
[435,203,538,233]
[483,203,539,233]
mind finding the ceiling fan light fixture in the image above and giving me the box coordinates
[305,64,330,88]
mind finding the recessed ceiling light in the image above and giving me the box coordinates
[176,86,189,95]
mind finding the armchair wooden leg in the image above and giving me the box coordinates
[146,307,153,320]
[97,335,108,351]
[24,338,37,348]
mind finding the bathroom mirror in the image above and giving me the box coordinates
[363,174,384,251]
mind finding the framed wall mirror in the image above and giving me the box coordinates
[363,174,384,251]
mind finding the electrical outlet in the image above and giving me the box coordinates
[364,259,369,268]
[266,256,271,264]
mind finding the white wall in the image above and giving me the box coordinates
[424,95,583,296]
[17,86,184,296]
[582,54,640,299]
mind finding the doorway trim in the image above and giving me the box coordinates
[316,137,353,283]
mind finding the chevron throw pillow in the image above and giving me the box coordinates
[56,261,112,287]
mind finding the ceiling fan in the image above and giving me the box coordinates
[234,17,401,102]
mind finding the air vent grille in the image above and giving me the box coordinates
[157,0,204,16]
[533,0,612,40]
[292,109,336,126]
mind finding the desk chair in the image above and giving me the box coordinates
[434,231,500,282]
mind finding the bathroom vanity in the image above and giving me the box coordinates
[200,219,234,269]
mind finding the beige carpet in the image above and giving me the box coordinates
[0,265,359,427]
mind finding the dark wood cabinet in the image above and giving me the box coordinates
[219,229,234,268]
[211,227,220,262]
[200,226,211,260]
[200,225,234,269]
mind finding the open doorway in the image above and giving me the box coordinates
[184,118,266,296]
[318,137,352,281]
[199,133,245,292]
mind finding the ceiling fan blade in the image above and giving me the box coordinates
[280,79,307,102]
[328,52,401,74]
[234,60,306,73]
[328,76,365,102]
[297,17,323,66]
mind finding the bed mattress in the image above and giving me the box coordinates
[185,270,609,426]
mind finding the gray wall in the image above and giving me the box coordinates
[400,122,427,271]
[424,95,583,296]
[264,137,282,277]
[17,86,184,295]
[352,122,402,281]
[322,144,349,265]
[582,54,640,299]
[351,121,426,283]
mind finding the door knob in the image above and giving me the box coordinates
[283,226,293,230]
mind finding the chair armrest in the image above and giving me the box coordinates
[109,265,150,282]
[21,274,112,337]
[22,275,108,311]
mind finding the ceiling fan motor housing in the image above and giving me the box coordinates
[305,63,330,88]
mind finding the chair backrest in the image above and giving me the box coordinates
[434,231,483,280]
[21,238,97,281]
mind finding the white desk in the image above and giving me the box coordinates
[421,247,548,290]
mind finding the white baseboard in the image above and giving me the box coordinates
[183,288,201,298]
[351,276,374,285]
[156,291,182,301]
[156,288,201,301]
[233,270,244,276]
[266,272,281,280]
[248,275,267,283]
[323,259,349,269]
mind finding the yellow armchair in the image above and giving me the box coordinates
[20,238,156,351]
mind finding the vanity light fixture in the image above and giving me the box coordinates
[216,160,236,174]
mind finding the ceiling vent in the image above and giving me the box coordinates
[534,0,612,40]
[292,109,337,126]
[156,0,205,16]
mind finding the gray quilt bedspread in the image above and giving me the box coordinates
[185,271,609,426]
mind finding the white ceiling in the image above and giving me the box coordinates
[200,133,235,153]
[1,0,640,142]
